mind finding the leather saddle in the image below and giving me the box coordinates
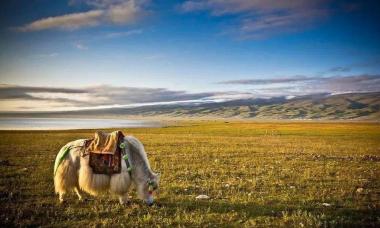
[85,131,125,175]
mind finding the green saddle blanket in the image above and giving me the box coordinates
[54,145,72,176]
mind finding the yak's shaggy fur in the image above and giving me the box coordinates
[54,136,160,204]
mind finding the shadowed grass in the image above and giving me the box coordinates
[0,121,379,226]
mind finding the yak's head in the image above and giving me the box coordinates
[137,172,160,206]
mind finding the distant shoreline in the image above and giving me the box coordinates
[0,117,161,131]
[0,117,378,132]
[0,115,378,123]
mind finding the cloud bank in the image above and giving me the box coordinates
[219,74,380,97]
[219,76,321,85]
[0,84,219,111]
[18,0,148,32]
[1,74,380,112]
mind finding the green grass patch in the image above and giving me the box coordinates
[0,121,379,226]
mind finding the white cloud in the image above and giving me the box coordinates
[74,42,88,50]
[26,92,98,103]
[18,0,149,32]
[180,0,330,38]
[18,10,104,32]
[33,53,59,58]
[105,29,142,38]
[239,10,328,39]
[107,1,142,24]
[181,0,326,15]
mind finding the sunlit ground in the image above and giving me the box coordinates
[0,121,379,226]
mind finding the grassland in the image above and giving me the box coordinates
[0,121,379,227]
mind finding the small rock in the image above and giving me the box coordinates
[19,168,28,172]
[195,194,210,200]
[356,187,364,193]
[322,203,331,207]
[225,184,230,188]
[289,186,295,189]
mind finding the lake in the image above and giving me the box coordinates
[0,118,160,130]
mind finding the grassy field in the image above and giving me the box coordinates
[0,121,379,227]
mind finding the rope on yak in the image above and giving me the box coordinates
[120,142,132,174]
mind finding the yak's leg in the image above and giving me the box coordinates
[118,193,130,205]
[59,192,65,203]
[74,187,83,201]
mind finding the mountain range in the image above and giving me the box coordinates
[1,92,380,120]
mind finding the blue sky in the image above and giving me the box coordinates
[0,0,380,111]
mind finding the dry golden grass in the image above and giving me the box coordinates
[0,121,379,226]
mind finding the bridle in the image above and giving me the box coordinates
[147,179,158,195]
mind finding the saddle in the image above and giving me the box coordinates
[85,131,125,175]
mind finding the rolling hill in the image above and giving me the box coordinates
[2,92,380,120]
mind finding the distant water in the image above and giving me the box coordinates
[0,118,159,130]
